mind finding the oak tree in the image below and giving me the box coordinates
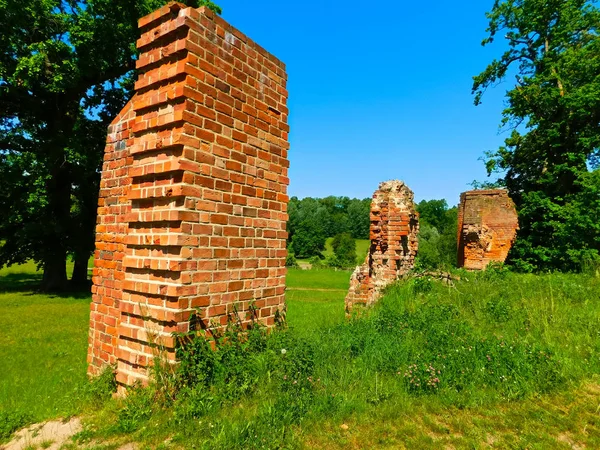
[473,0,600,271]
[0,0,220,290]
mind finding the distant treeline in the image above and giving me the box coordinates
[287,195,458,270]
[287,196,371,259]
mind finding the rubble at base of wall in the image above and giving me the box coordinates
[345,180,419,315]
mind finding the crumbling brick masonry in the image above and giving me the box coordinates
[88,2,289,387]
[345,181,419,314]
[457,189,518,270]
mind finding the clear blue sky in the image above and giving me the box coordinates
[217,0,513,206]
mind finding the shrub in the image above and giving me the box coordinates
[308,255,325,269]
[415,200,458,270]
[285,251,299,268]
[330,232,356,269]
[411,276,433,295]
[481,261,510,281]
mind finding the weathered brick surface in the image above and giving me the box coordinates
[457,189,518,270]
[345,181,419,314]
[88,99,135,373]
[88,2,289,387]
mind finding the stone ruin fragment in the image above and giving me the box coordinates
[457,189,518,270]
[345,180,419,314]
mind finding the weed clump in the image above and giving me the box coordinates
[0,410,30,441]
[87,365,117,402]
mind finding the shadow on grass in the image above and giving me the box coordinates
[0,272,92,299]
[0,272,43,292]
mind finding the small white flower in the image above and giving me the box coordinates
[281,348,287,355]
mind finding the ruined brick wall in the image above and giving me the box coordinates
[345,181,419,314]
[88,2,289,386]
[88,100,136,372]
[457,189,518,270]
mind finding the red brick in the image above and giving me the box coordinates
[89,3,289,387]
[457,190,518,270]
[345,181,419,315]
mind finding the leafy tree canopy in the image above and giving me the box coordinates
[0,0,220,290]
[287,196,371,259]
[415,199,458,270]
[329,232,357,269]
[473,0,600,272]
[416,199,455,235]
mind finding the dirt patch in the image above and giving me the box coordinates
[1,418,140,450]
[557,433,584,450]
[2,417,81,450]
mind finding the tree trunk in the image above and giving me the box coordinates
[71,253,91,288]
[41,253,68,292]
[40,162,71,292]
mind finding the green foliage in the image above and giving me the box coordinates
[345,276,574,400]
[347,197,371,239]
[416,199,453,233]
[0,0,221,290]
[481,261,511,282]
[168,321,319,445]
[415,199,458,270]
[319,237,369,268]
[285,251,299,268]
[288,198,329,258]
[197,0,222,14]
[116,385,155,433]
[287,196,371,258]
[308,255,325,269]
[473,0,600,272]
[328,232,357,269]
[291,226,326,259]
[485,294,512,323]
[174,332,218,390]
[172,387,216,423]
[94,271,600,446]
[411,276,433,295]
[0,410,30,441]
[174,321,271,402]
[87,365,117,402]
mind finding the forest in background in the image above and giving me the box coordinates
[286,196,458,270]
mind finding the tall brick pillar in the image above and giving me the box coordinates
[345,180,419,314]
[457,189,518,270]
[88,2,290,386]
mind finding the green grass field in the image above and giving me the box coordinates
[286,268,350,338]
[0,262,92,439]
[2,263,600,448]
